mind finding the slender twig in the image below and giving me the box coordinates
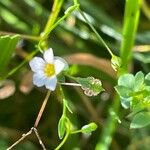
[32,127,47,150]
[34,91,51,127]
[7,128,33,150]
[7,127,47,150]
[60,82,81,87]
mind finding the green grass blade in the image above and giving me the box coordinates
[0,35,20,76]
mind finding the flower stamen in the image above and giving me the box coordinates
[44,64,55,77]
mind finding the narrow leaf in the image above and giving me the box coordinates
[58,116,67,139]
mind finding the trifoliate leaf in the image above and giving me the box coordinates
[118,74,135,89]
[115,85,132,98]
[58,116,67,139]
[130,112,150,129]
[81,122,98,134]
[75,77,104,96]
[134,71,144,91]
[111,55,121,71]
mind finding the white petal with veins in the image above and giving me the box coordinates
[45,75,57,91]
[43,48,54,63]
[29,57,45,73]
[33,73,46,87]
[54,56,68,75]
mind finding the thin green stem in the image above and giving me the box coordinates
[120,0,142,74]
[55,118,71,150]
[78,9,114,57]
[96,0,142,150]
[2,49,38,80]
[70,130,82,134]
[43,0,64,37]
[55,130,70,150]
[39,3,79,49]
[0,31,41,41]
[39,0,64,50]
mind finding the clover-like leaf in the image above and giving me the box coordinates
[81,122,98,134]
[115,85,132,98]
[130,112,150,129]
[134,71,144,91]
[75,77,104,96]
[118,74,135,89]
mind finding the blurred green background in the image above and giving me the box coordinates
[0,0,150,149]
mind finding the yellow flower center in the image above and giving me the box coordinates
[44,63,55,77]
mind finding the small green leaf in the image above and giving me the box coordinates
[0,35,20,75]
[75,77,104,96]
[130,112,150,129]
[134,71,144,91]
[115,85,131,98]
[65,100,73,114]
[58,116,67,139]
[118,74,135,89]
[111,55,121,71]
[81,122,98,134]
[120,97,132,109]
[145,72,150,86]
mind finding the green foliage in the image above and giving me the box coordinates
[115,71,150,128]
[81,122,98,134]
[111,55,121,71]
[0,0,149,149]
[130,112,150,129]
[75,77,104,96]
[58,116,67,139]
[0,35,20,75]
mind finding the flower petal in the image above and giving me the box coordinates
[45,75,57,91]
[43,48,54,63]
[29,57,45,73]
[54,57,68,75]
[33,72,46,87]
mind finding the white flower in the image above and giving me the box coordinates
[29,48,68,91]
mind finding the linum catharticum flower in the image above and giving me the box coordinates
[29,48,68,91]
